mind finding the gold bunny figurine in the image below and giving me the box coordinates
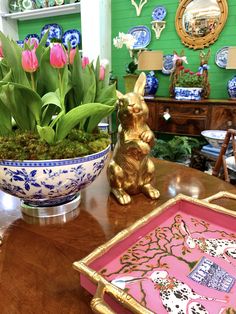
[107,72,160,205]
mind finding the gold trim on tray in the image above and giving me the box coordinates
[73,192,236,314]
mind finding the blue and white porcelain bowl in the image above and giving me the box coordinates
[201,130,227,148]
[0,145,110,208]
[174,87,202,101]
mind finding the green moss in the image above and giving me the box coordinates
[0,130,110,160]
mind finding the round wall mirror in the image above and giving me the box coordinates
[175,0,228,49]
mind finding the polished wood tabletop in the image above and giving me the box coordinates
[1,158,236,314]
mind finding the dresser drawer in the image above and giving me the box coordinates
[159,103,208,117]
[157,116,207,135]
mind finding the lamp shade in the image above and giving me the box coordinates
[138,50,163,71]
[226,47,236,69]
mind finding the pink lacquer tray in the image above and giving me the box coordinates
[73,192,236,314]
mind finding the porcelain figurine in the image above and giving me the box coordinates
[107,72,160,205]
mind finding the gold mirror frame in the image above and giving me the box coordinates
[175,0,228,49]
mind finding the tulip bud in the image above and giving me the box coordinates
[22,49,38,73]
[0,44,3,59]
[50,44,67,69]
[99,65,105,81]
[81,56,89,69]
[69,48,76,65]
[27,38,39,49]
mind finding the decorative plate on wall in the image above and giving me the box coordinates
[128,26,151,49]
[162,54,174,75]
[36,0,55,8]
[152,6,167,21]
[215,46,229,68]
[8,0,22,13]
[41,23,63,46]
[24,33,40,46]
[21,0,35,10]
[62,29,81,49]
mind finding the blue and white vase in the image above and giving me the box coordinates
[144,71,159,96]
[174,87,202,101]
[227,75,236,99]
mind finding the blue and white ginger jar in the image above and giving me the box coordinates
[144,71,159,96]
[227,76,236,99]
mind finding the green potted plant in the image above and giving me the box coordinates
[113,32,138,93]
[151,136,201,165]
[0,32,117,218]
[175,66,204,100]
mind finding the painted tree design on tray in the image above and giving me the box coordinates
[99,214,236,313]
[101,214,236,279]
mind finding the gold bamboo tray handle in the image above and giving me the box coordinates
[91,281,116,314]
[202,191,236,203]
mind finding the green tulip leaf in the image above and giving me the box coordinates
[55,102,115,141]
[0,99,12,136]
[42,91,62,109]
[95,83,117,106]
[82,65,96,103]
[37,125,55,144]
[69,48,84,107]
[38,48,58,93]
[0,32,30,87]
[0,82,42,129]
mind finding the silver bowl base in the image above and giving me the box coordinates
[21,193,81,219]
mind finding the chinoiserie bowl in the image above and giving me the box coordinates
[201,130,227,148]
[0,145,110,217]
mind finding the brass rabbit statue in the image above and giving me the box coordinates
[107,72,160,205]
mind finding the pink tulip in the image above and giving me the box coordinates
[0,45,3,59]
[99,65,105,81]
[27,38,39,49]
[22,49,38,73]
[69,48,76,65]
[50,44,67,69]
[81,56,89,69]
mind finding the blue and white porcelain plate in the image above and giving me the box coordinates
[41,23,63,46]
[152,6,167,21]
[128,26,151,49]
[16,40,24,48]
[62,29,81,49]
[215,46,229,68]
[162,54,174,75]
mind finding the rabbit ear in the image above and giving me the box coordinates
[206,49,211,59]
[133,72,146,96]
[116,90,124,99]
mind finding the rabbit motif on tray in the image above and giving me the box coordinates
[107,72,160,205]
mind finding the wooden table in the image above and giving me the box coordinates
[1,159,236,314]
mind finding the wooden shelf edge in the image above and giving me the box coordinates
[1,2,80,21]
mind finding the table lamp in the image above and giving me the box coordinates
[226,47,236,99]
[138,50,163,97]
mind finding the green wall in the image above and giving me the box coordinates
[111,0,236,99]
[18,13,81,44]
